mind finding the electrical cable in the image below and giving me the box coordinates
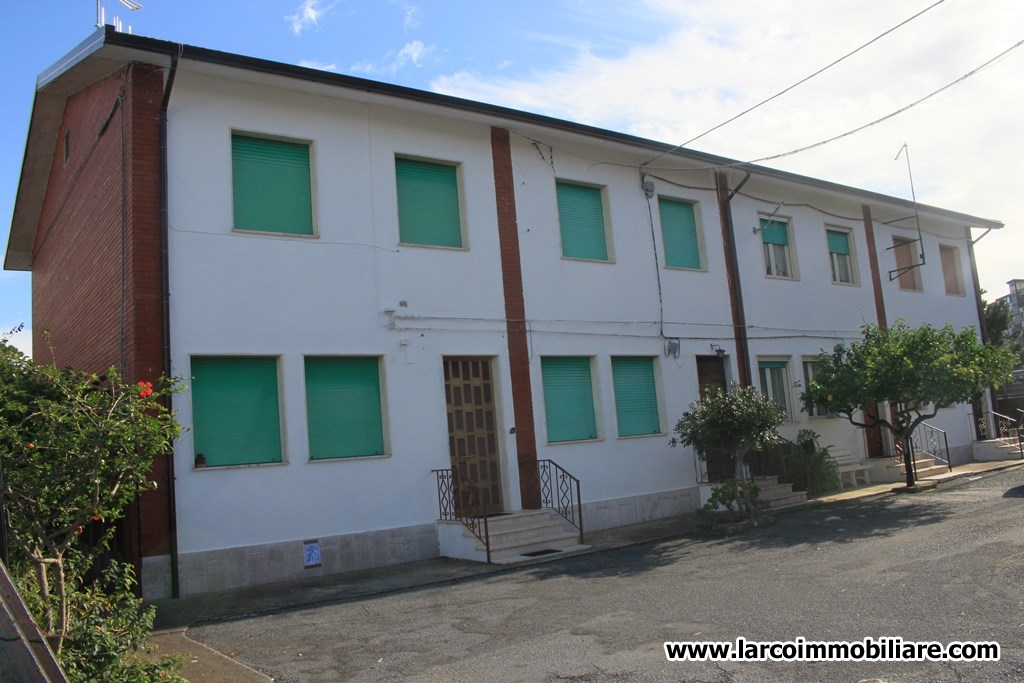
[642,0,948,166]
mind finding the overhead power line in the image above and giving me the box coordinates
[642,0,947,166]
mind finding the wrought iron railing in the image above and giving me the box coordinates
[529,459,584,544]
[892,422,952,473]
[432,468,492,563]
[975,410,1024,459]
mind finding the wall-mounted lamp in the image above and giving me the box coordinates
[665,338,680,358]
[710,343,726,358]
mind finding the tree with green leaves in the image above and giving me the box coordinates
[672,383,787,517]
[801,321,1016,488]
[0,333,185,681]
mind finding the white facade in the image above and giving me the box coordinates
[155,57,992,597]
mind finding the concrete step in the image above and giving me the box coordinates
[489,543,591,565]
[439,509,587,565]
[761,490,808,510]
[915,464,951,479]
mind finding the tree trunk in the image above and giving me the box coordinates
[902,433,916,487]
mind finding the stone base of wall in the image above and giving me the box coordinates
[582,487,700,532]
[167,524,439,597]
[142,554,174,601]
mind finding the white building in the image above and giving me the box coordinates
[5,27,1003,599]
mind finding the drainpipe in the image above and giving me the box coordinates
[967,226,999,430]
[159,49,180,598]
[715,171,752,386]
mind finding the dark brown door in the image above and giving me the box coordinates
[444,357,503,514]
[696,355,727,399]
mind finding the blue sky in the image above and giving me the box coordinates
[3,0,1022,355]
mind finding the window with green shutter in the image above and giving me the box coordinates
[305,357,385,459]
[232,134,313,235]
[556,182,609,261]
[760,218,793,278]
[658,198,702,269]
[395,158,463,248]
[757,359,791,419]
[611,357,661,436]
[826,228,854,284]
[191,356,282,467]
[541,357,598,442]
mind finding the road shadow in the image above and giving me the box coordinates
[1002,484,1024,498]
[702,493,952,552]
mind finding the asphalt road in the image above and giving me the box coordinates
[190,468,1024,682]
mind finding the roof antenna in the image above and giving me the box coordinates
[96,1,143,29]
[887,143,927,281]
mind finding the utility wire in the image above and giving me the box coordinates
[742,36,1024,166]
[642,0,947,166]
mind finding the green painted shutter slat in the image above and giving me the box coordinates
[556,182,608,261]
[611,357,660,436]
[305,357,385,459]
[191,357,282,467]
[758,360,789,369]
[232,135,313,235]
[659,198,701,269]
[541,357,598,442]
[760,219,789,246]
[396,158,462,248]
[827,229,851,255]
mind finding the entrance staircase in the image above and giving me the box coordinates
[887,453,950,482]
[752,476,807,510]
[437,510,589,564]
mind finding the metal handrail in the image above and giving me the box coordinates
[974,410,1024,459]
[432,468,492,563]
[534,460,584,544]
[912,422,952,472]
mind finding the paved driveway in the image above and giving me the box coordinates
[190,468,1024,682]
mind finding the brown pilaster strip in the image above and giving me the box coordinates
[714,172,751,386]
[490,127,541,508]
[862,204,888,331]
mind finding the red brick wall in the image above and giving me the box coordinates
[31,64,172,561]
[490,127,541,508]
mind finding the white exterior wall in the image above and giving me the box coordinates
[160,68,990,594]
[167,74,518,564]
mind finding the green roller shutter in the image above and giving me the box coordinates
[659,198,701,269]
[191,356,282,467]
[760,218,789,245]
[556,182,608,261]
[232,135,313,235]
[305,357,385,459]
[826,229,850,255]
[541,357,598,442]
[611,357,661,436]
[396,158,463,248]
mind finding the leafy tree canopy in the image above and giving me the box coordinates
[801,320,1016,438]
[673,382,786,463]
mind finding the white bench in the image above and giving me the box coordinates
[832,450,872,489]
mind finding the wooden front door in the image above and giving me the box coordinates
[444,357,503,514]
[696,355,727,399]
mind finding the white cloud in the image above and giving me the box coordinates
[286,0,338,37]
[430,0,1024,297]
[403,4,421,31]
[299,59,338,72]
[351,40,433,76]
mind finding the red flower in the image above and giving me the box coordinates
[137,381,154,398]
[91,515,101,522]
[26,443,34,449]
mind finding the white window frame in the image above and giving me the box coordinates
[825,226,857,286]
[760,216,797,280]
[758,357,792,421]
[802,358,830,418]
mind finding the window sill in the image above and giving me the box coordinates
[664,265,707,273]
[830,279,860,287]
[232,228,318,239]
[397,241,467,251]
[308,453,392,463]
[764,273,799,282]
[616,431,667,440]
[560,256,614,264]
[192,459,287,471]
[546,436,603,445]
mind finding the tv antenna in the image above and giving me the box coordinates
[887,143,926,281]
[96,0,143,29]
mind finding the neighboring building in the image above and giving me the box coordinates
[4,27,1005,599]
[995,279,1024,338]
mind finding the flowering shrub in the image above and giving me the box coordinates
[0,333,184,680]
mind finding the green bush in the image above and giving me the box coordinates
[782,438,840,495]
